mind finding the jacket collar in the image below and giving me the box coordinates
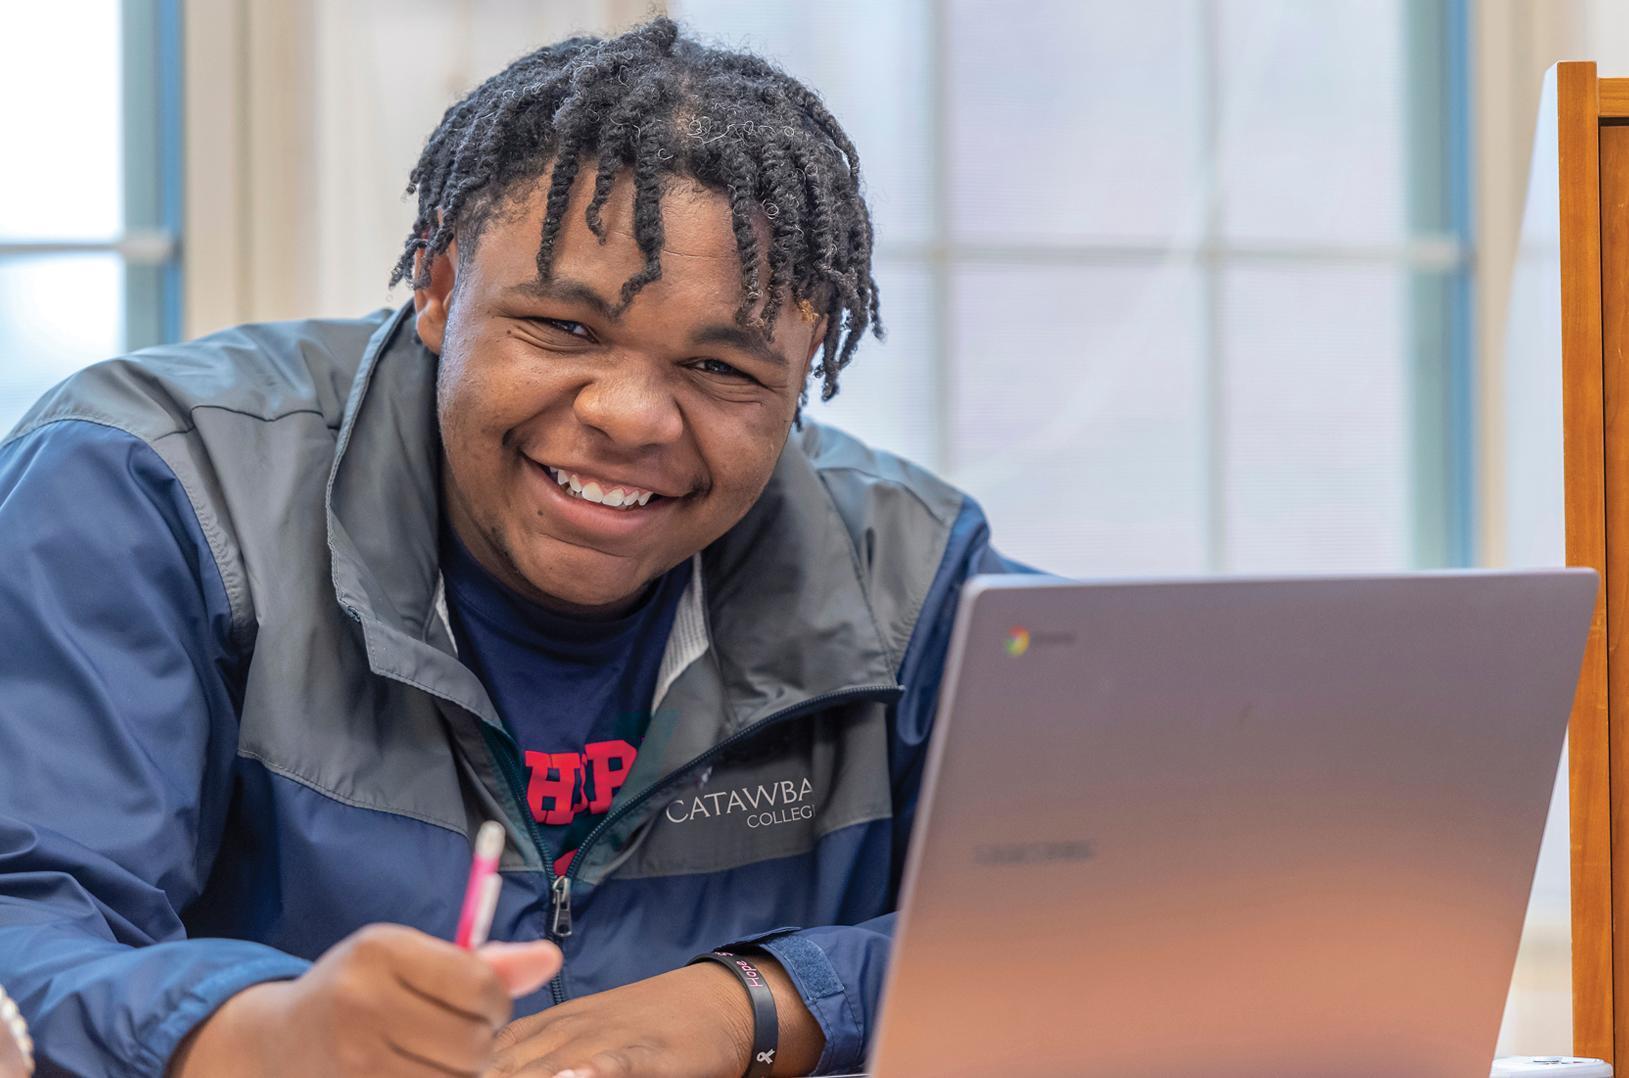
[325,304,899,730]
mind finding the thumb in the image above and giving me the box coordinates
[477,939,563,998]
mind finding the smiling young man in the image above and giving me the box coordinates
[0,18,1016,1078]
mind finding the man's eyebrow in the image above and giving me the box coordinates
[690,324,787,368]
[502,277,619,323]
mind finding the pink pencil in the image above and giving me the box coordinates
[455,821,505,949]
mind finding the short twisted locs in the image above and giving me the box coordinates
[391,17,883,401]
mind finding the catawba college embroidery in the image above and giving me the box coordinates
[665,778,816,828]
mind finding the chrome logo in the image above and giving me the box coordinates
[1004,626,1030,657]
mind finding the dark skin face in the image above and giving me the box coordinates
[414,165,826,618]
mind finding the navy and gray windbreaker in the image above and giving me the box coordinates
[0,304,1013,1076]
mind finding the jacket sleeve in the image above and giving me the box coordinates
[731,497,1031,1074]
[0,420,310,1077]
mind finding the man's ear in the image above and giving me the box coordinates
[412,238,459,356]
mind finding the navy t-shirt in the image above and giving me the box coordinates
[441,528,690,875]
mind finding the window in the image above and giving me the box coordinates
[0,0,182,434]
[670,0,1474,576]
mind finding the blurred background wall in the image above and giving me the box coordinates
[4,0,1627,1057]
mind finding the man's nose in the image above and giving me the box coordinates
[572,361,684,447]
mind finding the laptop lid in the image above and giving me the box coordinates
[868,570,1596,1078]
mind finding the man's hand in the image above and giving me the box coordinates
[488,954,823,1077]
[169,924,562,1077]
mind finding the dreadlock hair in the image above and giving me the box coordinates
[390,17,882,402]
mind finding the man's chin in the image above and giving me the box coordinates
[512,544,657,617]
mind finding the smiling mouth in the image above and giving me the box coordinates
[544,465,666,511]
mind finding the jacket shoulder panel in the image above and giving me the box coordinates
[2,311,393,646]
[4,311,392,446]
[794,422,971,672]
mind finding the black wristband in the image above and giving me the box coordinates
[690,950,779,1078]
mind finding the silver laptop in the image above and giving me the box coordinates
[868,570,1596,1078]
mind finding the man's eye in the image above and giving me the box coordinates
[693,358,750,380]
[536,318,592,339]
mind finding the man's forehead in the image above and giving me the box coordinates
[494,171,748,265]
[472,170,778,326]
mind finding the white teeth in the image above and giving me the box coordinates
[547,466,659,510]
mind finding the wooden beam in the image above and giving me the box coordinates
[1603,118,1629,1067]
[1600,78,1629,121]
[1561,60,1613,1060]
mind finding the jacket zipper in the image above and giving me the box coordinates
[348,602,578,998]
[351,597,572,1000]
[482,682,901,1003]
[480,722,573,1004]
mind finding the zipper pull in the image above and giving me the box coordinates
[550,875,573,938]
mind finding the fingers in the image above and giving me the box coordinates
[507,1045,666,1078]
[487,1010,579,1076]
[566,1048,643,1077]
[487,1017,666,1078]
[380,977,502,1076]
[352,924,513,1026]
[382,1031,484,1077]
[478,939,564,999]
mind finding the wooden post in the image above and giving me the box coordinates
[1560,59,1613,1061]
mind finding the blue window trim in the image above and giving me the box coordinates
[1445,0,1475,567]
[121,0,185,350]
[1403,0,1476,568]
